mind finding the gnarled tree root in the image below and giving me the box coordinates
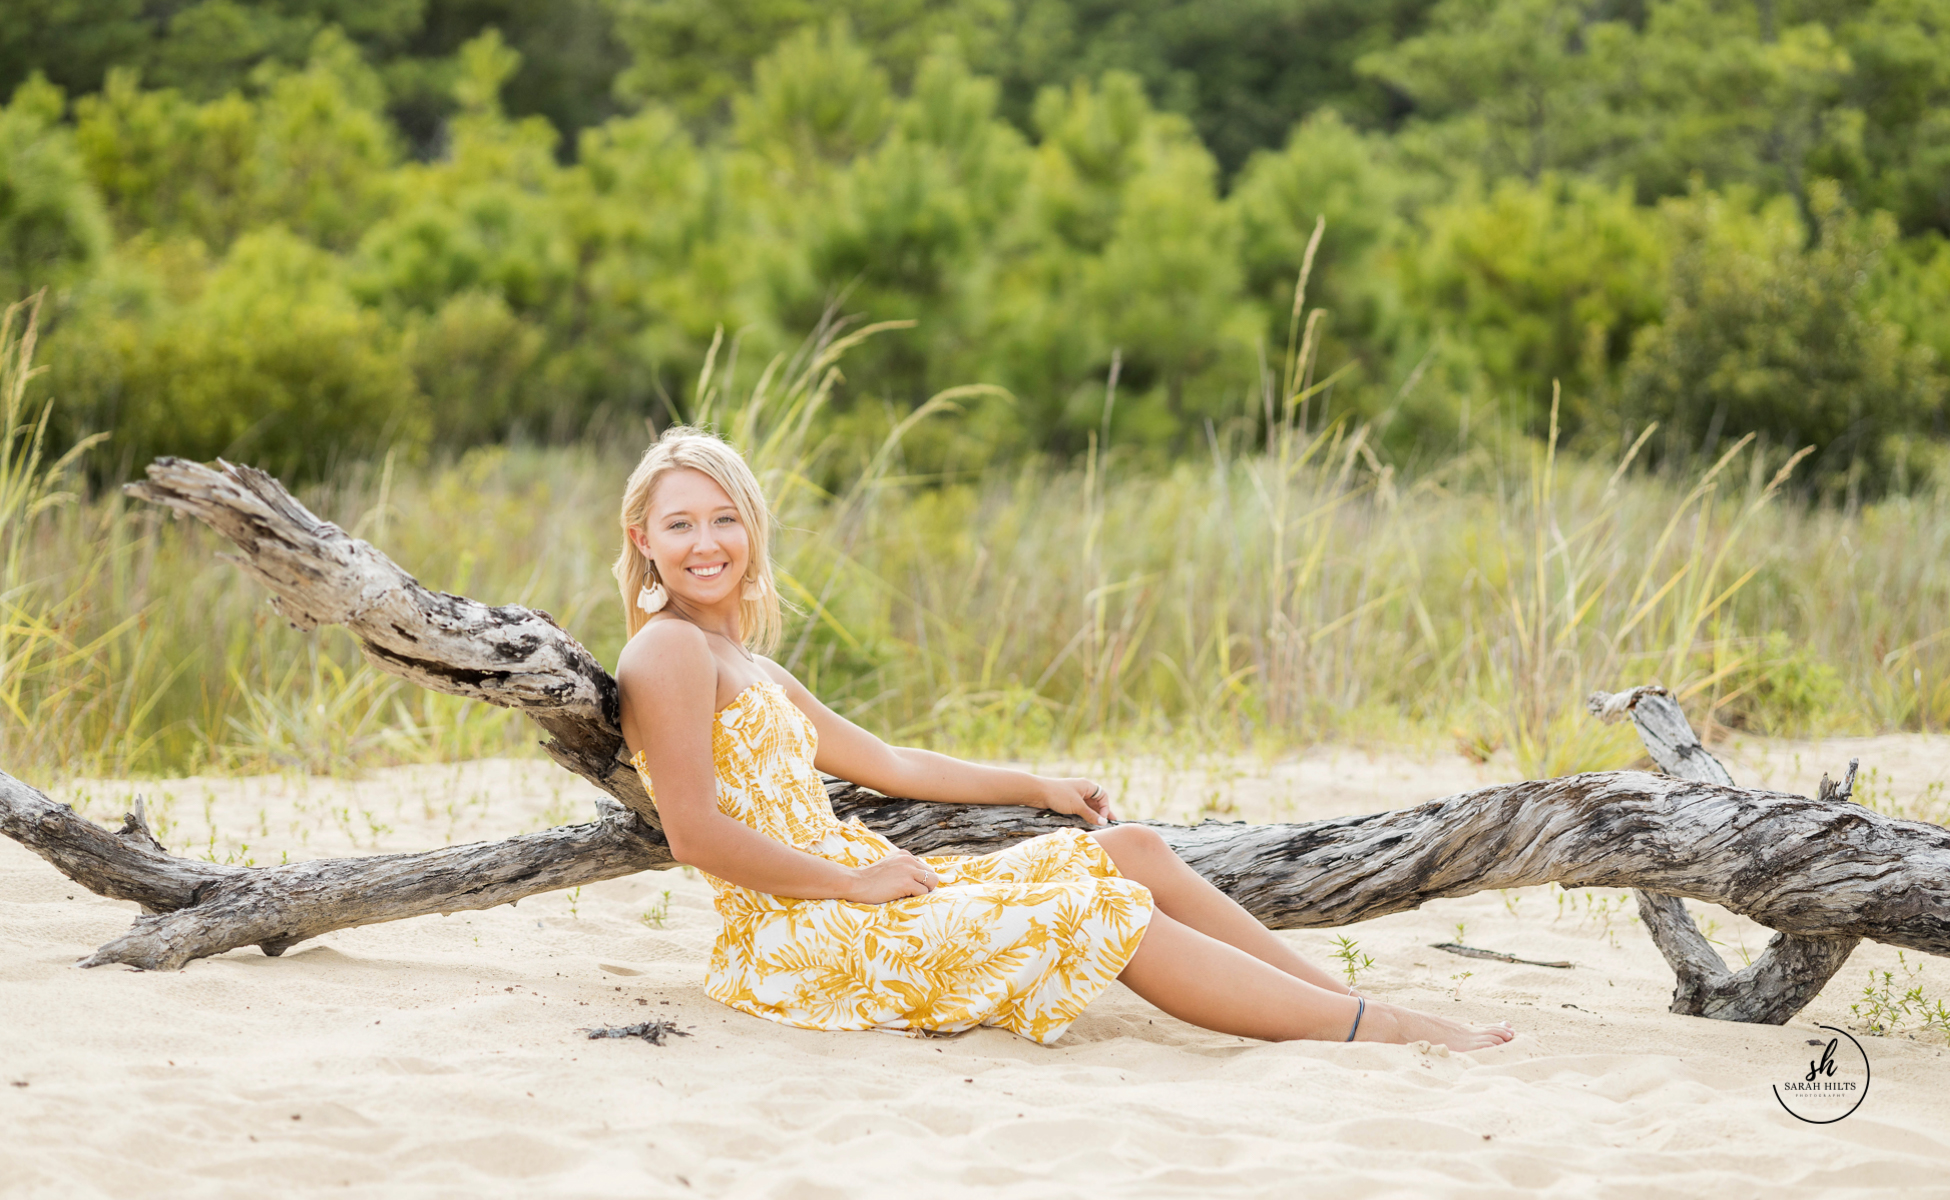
[1589,685,1866,1023]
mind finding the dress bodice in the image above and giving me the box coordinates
[629,681,896,898]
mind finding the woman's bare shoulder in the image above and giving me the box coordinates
[616,619,715,700]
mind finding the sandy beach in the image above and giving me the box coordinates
[5,736,1950,1198]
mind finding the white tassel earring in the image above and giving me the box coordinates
[637,577,669,614]
[741,574,767,601]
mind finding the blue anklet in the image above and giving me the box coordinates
[1344,995,1366,1042]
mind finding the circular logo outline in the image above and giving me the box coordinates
[1773,1025,1871,1125]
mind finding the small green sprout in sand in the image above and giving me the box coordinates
[1453,921,1467,944]
[1450,971,1473,1001]
[1330,935,1375,988]
[1851,952,1950,1043]
[642,890,672,929]
[567,887,583,920]
[1576,891,1629,946]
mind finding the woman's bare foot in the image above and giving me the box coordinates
[1353,1000,1516,1051]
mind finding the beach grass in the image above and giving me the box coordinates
[0,296,1946,784]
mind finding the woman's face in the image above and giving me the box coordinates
[631,467,751,611]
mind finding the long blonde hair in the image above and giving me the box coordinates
[613,426,783,653]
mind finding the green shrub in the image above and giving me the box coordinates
[73,34,395,254]
[1396,174,1666,439]
[59,227,424,479]
[1709,631,1848,736]
[1621,186,1944,495]
[1233,110,1415,353]
[0,74,109,303]
[407,289,543,446]
[734,20,892,173]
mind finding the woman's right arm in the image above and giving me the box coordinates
[618,622,937,904]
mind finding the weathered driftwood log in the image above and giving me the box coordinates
[1589,686,1864,1023]
[0,458,1940,1033]
[10,760,1948,980]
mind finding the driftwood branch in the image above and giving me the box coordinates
[0,772,669,967]
[123,458,649,822]
[0,458,1940,1034]
[1589,686,1864,1023]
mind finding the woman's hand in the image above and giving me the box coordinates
[1043,777,1117,826]
[843,850,941,904]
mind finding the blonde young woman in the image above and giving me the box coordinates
[614,426,1517,1051]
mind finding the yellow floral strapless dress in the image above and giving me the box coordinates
[630,681,1153,1045]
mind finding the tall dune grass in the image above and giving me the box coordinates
[0,300,1945,783]
[812,403,1948,775]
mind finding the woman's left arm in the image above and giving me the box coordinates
[766,665,1115,826]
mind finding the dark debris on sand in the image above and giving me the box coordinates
[580,1020,692,1046]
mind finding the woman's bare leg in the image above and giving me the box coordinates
[1119,910,1516,1050]
[1093,825,1348,993]
[1095,825,1516,1048]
